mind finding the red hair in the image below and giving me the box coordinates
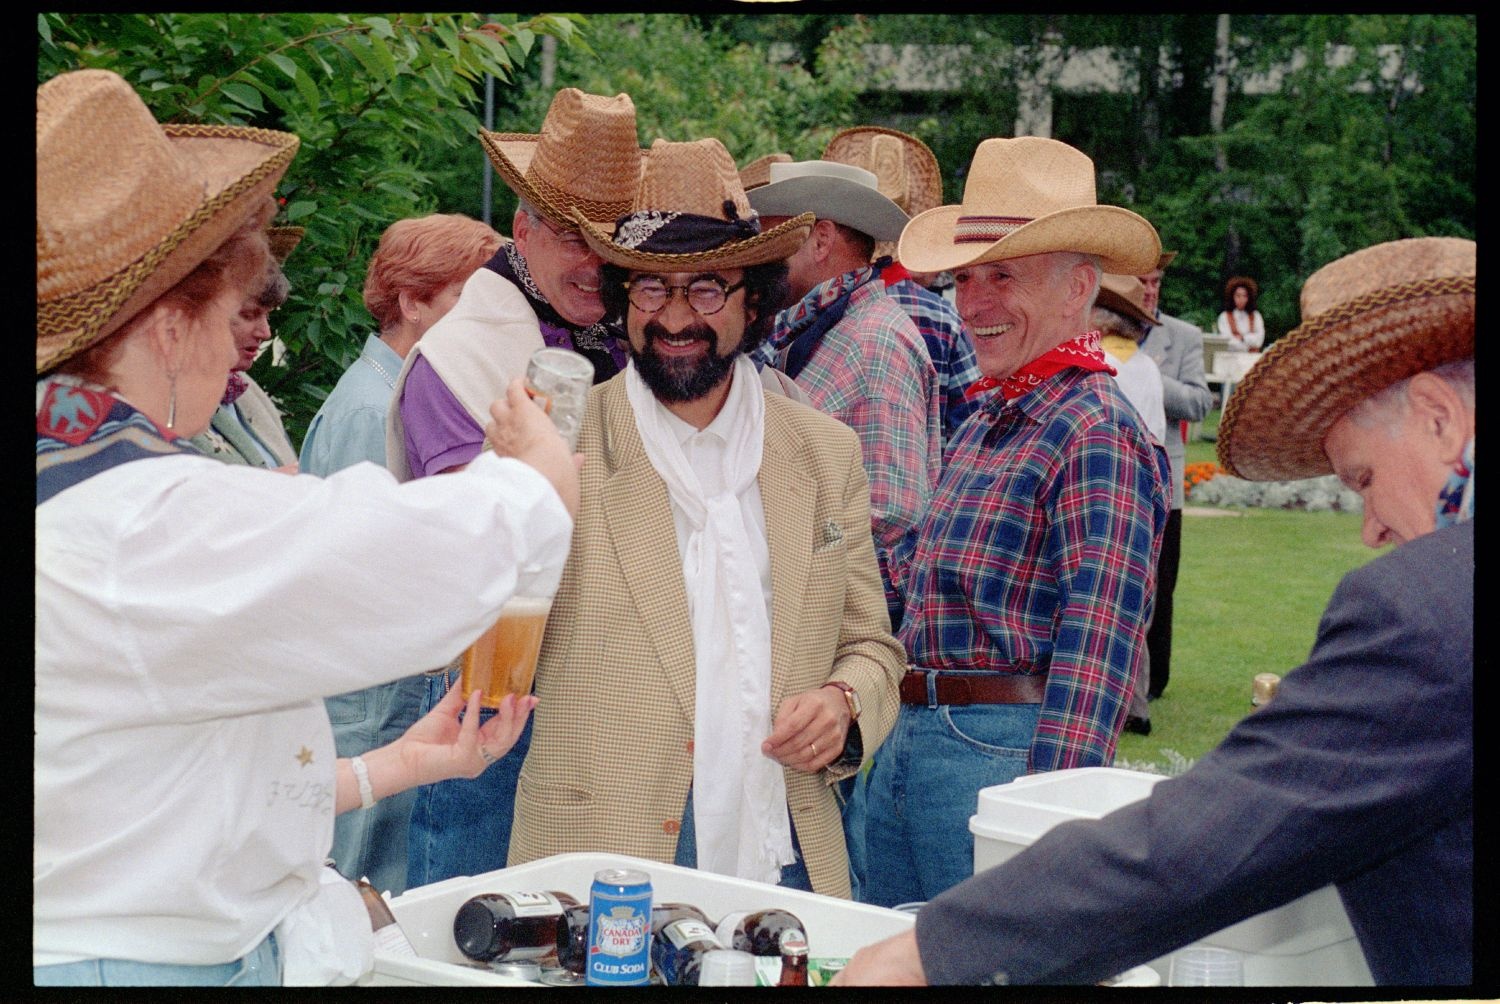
[362,214,503,332]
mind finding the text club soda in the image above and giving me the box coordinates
[586,867,652,986]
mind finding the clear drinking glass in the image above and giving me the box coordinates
[525,346,594,451]
[1168,946,1245,986]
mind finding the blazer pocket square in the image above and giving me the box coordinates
[815,520,845,551]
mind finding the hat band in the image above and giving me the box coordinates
[954,215,1033,245]
[1292,274,1475,340]
[614,208,761,256]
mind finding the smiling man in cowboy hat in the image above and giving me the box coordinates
[1136,250,1214,701]
[503,137,905,899]
[748,158,942,635]
[836,236,1473,986]
[852,135,1170,910]
[387,87,643,889]
[822,125,985,446]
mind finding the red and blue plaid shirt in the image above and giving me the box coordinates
[892,367,1170,772]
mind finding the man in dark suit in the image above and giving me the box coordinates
[835,236,1474,986]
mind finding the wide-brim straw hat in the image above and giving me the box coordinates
[898,136,1160,276]
[1217,237,1475,482]
[1156,250,1177,270]
[1095,272,1156,327]
[479,88,642,229]
[37,69,299,374]
[1224,275,1259,301]
[739,152,791,193]
[574,138,812,271]
[823,126,943,218]
[268,226,305,265]
[747,160,910,242]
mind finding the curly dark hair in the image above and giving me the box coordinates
[1223,275,1259,311]
[600,259,790,357]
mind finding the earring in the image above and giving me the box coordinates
[166,371,178,430]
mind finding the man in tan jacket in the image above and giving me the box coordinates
[507,137,905,899]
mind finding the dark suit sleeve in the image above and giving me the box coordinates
[915,525,1473,985]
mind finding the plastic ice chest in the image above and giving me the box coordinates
[364,851,914,986]
[969,767,1373,986]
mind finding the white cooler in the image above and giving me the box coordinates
[969,767,1374,986]
[363,851,914,986]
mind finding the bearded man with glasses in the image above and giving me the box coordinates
[502,138,905,900]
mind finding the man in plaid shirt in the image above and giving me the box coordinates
[749,160,942,633]
[858,136,1171,907]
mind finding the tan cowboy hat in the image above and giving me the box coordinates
[739,152,791,192]
[1217,237,1475,482]
[37,69,299,374]
[574,138,812,272]
[479,88,642,229]
[898,136,1160,276]
[746,160,910,242]
[1156,250,1177,270]
[268,226,305,265]
[1095,273,1156,327]
[823,126,943,217]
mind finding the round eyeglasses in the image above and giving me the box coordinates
[623,276,746,316]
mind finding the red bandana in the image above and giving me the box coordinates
[966,331,1116,402]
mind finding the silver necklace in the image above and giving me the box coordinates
[362,350,397,389]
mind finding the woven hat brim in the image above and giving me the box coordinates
[747,176,910,242]
[573,211,814,271]
[268,226,305,265]
[823,126,943,217]
[898,203,1160,277]
[1096,285,1157,327]
[38,125,299,374]
[480,130,639,228]
[1216,284,1475,482]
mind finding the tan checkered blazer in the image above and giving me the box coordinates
[508,375,905,898]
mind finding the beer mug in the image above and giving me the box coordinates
[459,594,552,708]
[525,346,594,451]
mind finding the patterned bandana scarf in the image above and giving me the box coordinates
[497,242,627,376]
[1434,437,1474,529]
[37,375,191,507]
[775,259,888,381]
[220,370,249,407]
[965,331,1117,402]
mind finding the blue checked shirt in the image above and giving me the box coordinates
[891,368,1170,772]
[883,276,985,446]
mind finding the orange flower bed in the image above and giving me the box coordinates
[1184,460,1225,498]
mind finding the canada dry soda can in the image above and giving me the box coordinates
[586,868,653,986]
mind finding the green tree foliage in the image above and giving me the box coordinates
[39,12,584,443]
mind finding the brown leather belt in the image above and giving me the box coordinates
[899,669,1047,706]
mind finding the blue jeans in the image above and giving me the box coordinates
[860,702,1038,907]
[406,666,532,887]
[34,931,280,986]
[326,673,428,895]
[674,788,813,892]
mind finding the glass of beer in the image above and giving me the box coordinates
[459,594,553,708]
[526,347,594,451]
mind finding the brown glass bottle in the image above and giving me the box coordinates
[651,902,725,986]
[555,902,592,975]
[777,930,809,986]
[715,908,807,958]
[453,890,580,963]
[356,876,418,957]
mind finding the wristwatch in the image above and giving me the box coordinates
[822,680,861,723]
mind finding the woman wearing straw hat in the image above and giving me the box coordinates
[836,236,1472,986]
[36,70,579,985]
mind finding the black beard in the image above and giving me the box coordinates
[630,318,738,403]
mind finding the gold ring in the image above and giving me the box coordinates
[810,741,818,757]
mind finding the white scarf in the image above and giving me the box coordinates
[624,355,794,885]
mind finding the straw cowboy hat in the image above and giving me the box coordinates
[1095,273,1157,328]
[479,88,643,229]
[1156,250,1178,270]
[574,138,812,271]
[746,160,910,243]
[268,226,305,265]
[739,152,791,193]
[823,126,943,218]
[898,136,1160,276]
[1217,237,1475,482]
[37,69,299,374]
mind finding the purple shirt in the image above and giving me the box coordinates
[400,355,485,477]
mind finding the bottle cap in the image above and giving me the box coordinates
[698,950,758,986]
[1251,672,1281,707]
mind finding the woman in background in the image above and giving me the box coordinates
[1216,275,1265,351]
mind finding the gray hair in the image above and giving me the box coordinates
[1346,357,1475,434]
[516,200,543,228]
[1091,304,1146,343]
[1049,251,1102,313]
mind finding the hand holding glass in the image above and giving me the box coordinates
[525,346,594,451]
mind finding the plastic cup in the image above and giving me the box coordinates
[697,950,757,987]
[1168,946,1245,986]
[526,347,594,451]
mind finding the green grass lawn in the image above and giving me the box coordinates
[1114,410,1376,773]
